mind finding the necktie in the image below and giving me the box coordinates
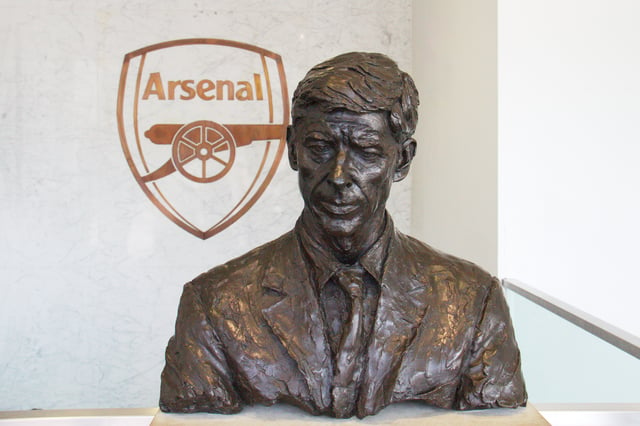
[331,266,366,418]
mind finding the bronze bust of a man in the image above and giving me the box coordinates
[159,52,526,419]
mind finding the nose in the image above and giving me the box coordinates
[327,150,353,188]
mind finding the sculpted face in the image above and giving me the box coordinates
[288,106,414,240]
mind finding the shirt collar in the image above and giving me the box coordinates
[295,213,394,289]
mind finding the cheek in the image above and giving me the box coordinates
[355,162,395,186]
[299,165,318,183]
[358,166,394,202]
[298,166,321,196]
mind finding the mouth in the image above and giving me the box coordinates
[318,200,359,216]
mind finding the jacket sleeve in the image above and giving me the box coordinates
[159,281,243,413]
[455,278,528,409]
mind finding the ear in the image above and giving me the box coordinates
[286,125,298,171]
[393,138,416,182]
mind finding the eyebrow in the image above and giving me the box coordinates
[353,129,382,137]
[350,129,384,144]
[303,130,333,140]
[301,123,385,144]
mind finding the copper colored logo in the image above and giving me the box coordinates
[117,39,289,239]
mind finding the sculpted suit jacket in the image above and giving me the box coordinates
[160,226,527,418]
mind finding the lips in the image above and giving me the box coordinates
[318,200,359,216]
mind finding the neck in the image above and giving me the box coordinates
[301,209,386,264]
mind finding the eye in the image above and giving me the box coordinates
[351,133,384,161]
[304,137,334,159]
[309,143,330,155]
[358,147,382,161]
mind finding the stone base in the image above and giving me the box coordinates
[151,403,549,425]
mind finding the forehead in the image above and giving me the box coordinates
[294,106,392,135]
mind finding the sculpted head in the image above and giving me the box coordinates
[287,52,419,250]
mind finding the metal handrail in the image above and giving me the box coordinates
[502,278,640,360]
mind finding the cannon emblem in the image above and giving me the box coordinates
[142,122,284,183]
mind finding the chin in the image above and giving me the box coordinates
[318,216,363,238]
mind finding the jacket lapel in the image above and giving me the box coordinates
[260,232,332,411]
[358,232,431,417]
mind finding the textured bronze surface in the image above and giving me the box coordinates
[159,52,526,418]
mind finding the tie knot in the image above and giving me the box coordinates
[335,266,365,299]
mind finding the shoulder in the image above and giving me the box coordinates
[392,230,496,297]
[185,230,297,297]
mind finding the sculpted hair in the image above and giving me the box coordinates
[291,52,419,141]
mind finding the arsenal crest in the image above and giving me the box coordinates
[117,39,289,239]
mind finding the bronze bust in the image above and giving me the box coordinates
[159,52,527,419]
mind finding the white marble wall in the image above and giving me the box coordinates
[0,0,412,410]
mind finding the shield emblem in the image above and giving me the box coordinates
[117,39,289,239]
